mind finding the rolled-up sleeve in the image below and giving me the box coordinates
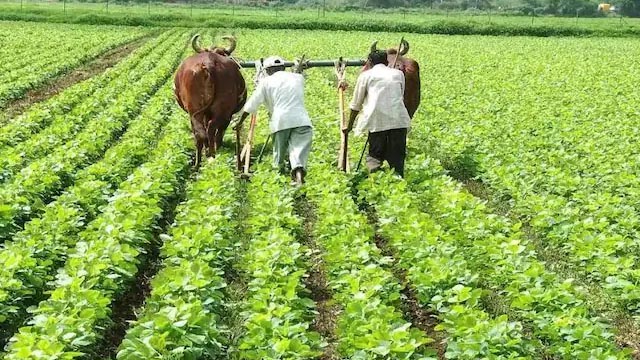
[349,74,367,112]
[243,83,265,114]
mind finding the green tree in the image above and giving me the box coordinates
[620,0,640,16]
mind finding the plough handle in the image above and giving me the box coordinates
[242,114,258,176]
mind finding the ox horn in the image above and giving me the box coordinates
[370,40,378,54]
[399,39,409,56]
[222,35,237,55]
[191,34,204,53]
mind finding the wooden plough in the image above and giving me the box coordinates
[235,57,368,178]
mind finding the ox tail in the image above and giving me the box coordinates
[191,63,216,119]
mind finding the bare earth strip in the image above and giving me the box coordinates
[294,195,340,360]
[364,208,447,359]
[0,34,154,122]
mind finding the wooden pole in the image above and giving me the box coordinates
[336,59,349,172]
[391,36,404,69]
[236,127,242,171]
[339,89,349,172]
[241,114,257,176]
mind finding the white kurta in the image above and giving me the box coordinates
[349,63,411,135]
[242,71,313,134]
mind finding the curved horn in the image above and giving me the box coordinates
[222,35,237,55]
[399,39,409,56]
[191,34,204,53]
[370,40,378,54]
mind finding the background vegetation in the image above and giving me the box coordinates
[1,0,640,37]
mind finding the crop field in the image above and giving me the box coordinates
[0,21,150,109]
[1,20,640,359]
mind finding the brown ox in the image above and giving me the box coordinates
[174,34,247,167]
[363,39,420,118]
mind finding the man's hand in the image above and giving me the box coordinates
[232,112,250,131]
[343,109,358,134]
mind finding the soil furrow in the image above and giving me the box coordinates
[294,195,339,360]
[1,34,154,121]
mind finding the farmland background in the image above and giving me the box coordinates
[2,0,640,357]
[2,0,640,36]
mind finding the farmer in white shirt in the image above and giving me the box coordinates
[234,56,313,185]
[343,50,411,177]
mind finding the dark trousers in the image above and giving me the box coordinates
[367,128,407,177]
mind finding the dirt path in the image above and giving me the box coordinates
[0,35,153,123]
[294,195,339,360]
[364,207,447,359]
[373,230,447,359]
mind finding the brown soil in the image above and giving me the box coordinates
[372,233,447,359]
[92,241,159,359]
[362,204,446,358]
[1,35,152,121]
[294,195,340,360]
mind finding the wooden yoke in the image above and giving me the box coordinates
[335,58,350,172]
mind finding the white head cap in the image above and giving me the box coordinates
[263,56,285,69]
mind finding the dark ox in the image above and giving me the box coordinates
[174,34,247,167]
[363,39,420,118]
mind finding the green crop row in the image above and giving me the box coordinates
[0,31,188,242]
[0,30,169,151]
[0,30,177,184]
[359,156,629,359]
[0,21,149,108]
[0,85,176,344]
[116,157,238,359]
[236,169,322,359]
[307,164,434,359]
[359,169,536,359]
[0,22,146,73]
[408,34,640,318]
[3,110,193,359]
[402,158,629,359]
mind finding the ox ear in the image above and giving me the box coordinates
[192,34,205,53]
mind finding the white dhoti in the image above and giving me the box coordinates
[272,126,313,172]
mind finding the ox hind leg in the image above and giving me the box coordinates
[214,119,230,153]
[206,118,218,158]
[190,114,207,169]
